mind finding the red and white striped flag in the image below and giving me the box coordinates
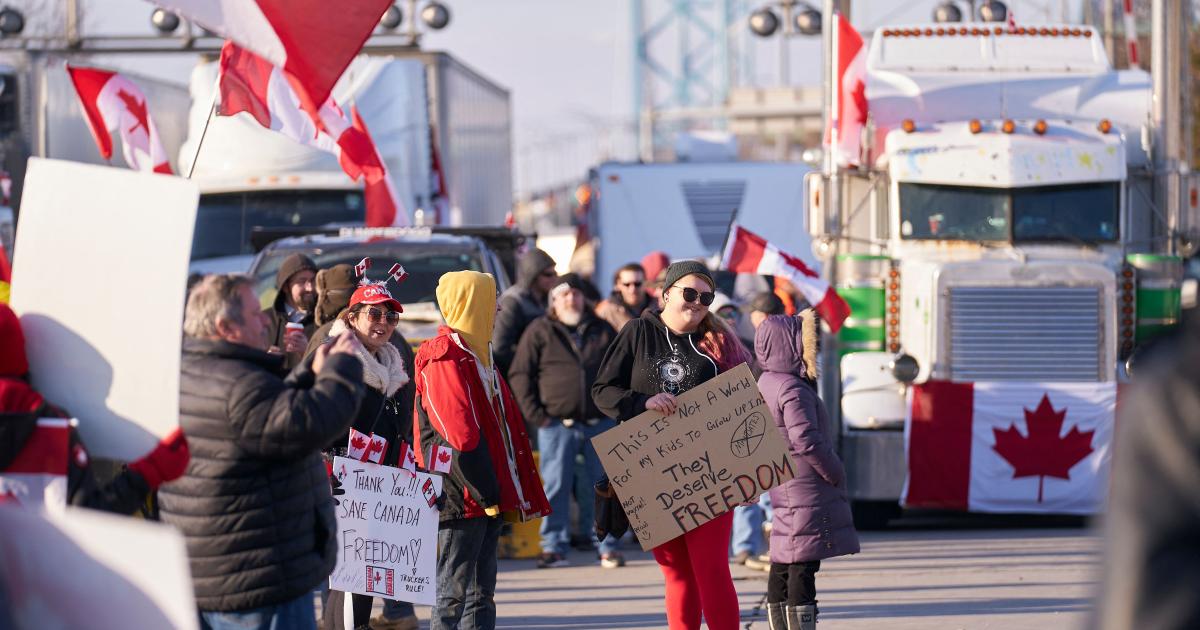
[721,225,851,333]
[828,13,867,167]
[902,381,1115,514]
[66,65,173,174]
[146,0,390,123]
[396,440,417,472]
[218,42,407,227]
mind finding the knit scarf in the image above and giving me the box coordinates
[329,319,410,396]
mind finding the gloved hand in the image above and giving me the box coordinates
[330,472,346,506]
[127,428,190,490]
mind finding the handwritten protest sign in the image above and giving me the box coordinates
[329,457,442,605]
[591,363,797,550]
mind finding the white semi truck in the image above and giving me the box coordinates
[805,23,1194,525]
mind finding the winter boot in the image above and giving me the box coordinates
[785,604,817,630]
[766,602,787,630]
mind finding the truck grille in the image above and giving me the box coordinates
[948,286,1103,382]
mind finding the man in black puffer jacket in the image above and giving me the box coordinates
[160,274,365,628]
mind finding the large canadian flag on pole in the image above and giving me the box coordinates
[902,381,1116,514]
[146,0,391,124]
[828,13,867,167]
[218,42,407,227]
[66,65,174,174]
[721,225,851,333]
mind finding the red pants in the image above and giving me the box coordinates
[651,511,739,630]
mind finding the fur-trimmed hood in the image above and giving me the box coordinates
[329,319,410,396]
[754,310,819,380]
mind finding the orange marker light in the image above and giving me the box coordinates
[901,119,916,133]
[1033,120,1048,135]
[1001,120,1016,134]
[1098,119,1113,134]
[969,119,983,134]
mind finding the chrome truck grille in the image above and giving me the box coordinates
[948,286,1103,382]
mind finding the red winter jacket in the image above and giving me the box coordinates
[414,326,550,522]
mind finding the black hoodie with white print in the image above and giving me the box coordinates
[591,309,719,423]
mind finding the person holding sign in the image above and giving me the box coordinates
[592,260,751,630]
[414,270,550,630]
[755,312,858,630]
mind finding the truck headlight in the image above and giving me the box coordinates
[890,353,919,383]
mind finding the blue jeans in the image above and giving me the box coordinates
[199,593,316,630]
[431,517,502,630]
[538,418,619,555]
[731,493,771,556]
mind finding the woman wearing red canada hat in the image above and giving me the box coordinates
[310,267,417,630]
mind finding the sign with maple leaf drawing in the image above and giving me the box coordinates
[903,381,1116,514]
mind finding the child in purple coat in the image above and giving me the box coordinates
[754,311,860,630]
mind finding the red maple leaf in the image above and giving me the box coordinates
[350,435,368,451]
[992,394,1095,503]
[373,572,381,584]
[367,438,384,454]
[437,449,451,465]
[116,89,149,136]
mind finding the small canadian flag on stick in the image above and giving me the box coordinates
[395,440,418,472]
[428,444,453,474]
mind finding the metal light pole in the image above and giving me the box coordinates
[1151,0,1191,251]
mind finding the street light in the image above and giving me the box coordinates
[420,2,451,30]
[150,8,180,34]
[977,1,1008,23]
[379,5,403,30]
[933,2,964,23]
[933,1,1007,23]
[0,7,24,36]
[749,8,780,37]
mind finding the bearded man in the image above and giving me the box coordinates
[508,273,624,569]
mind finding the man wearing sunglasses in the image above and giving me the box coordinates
[596,262,653,332]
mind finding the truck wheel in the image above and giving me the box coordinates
[852,500,899,530]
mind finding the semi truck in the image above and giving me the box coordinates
[184,50,513,273]
[805,22,1195,525]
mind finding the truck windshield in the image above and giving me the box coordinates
[191,190,365,260]
[899,182,1119,243]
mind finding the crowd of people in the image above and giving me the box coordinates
[0,244,858,630]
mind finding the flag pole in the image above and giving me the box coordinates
[186,77,220,179]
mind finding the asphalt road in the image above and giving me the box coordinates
[382,514,1101,629]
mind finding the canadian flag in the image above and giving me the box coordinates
[721,225,851,333]
[828,13,867,167]
[346,427,371,461]
[365,434,388,465]
[0,418,70,512]
[429,444,453,474]
[396,440,417,472]
[218,42,407,227]
[902,381,1116,514]
[146,0,391,122]
[66,65,173,174]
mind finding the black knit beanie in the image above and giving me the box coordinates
[661,260,714,292]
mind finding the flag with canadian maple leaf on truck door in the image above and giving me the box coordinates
[902,381,1116,514]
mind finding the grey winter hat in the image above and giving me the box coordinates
[661,260,715,292]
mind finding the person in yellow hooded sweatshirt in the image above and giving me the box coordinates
[413,270,550,630]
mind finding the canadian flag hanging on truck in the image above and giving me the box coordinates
[828,13,867,167]
[66,65,174,174]
[217,42,408,227]
[145,0,391,123]
[721,225,851,333]
[902,381,1116,514]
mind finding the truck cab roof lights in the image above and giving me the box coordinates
[1001,119,1016,134]
[1098,119,1113,134]
[1033,120,1048,135]
[901,119,917,133]
[882,25,1092,38]
[969,119,983,134]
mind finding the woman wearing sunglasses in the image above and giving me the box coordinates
[317,282,413,630]
[593,260,751,630]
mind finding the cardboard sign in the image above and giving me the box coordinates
[0,505,198,629]
[591,363,797,550]
[328,457,442,605]
[9,158,198,461]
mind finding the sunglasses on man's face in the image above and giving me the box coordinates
[360,306,400,325]
[620,281,644,288]
[676,287,716,307]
